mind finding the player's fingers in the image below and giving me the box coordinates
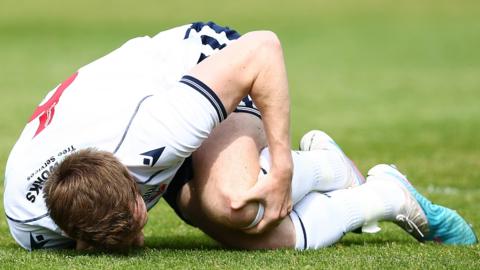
[230,182,264,209]
[274,197,291,220]
[244,212,282,234]
[287,201,293,213]
[285,198,293,214]
[256,205,283,232]
[280,207,289,219]
[243,219,268,234]
[230,196,246,210]
[230,191,259,209]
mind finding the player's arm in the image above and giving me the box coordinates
[187,31,293,233]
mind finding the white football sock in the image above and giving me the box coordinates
[290,181,405,250]
[259,148,359,204]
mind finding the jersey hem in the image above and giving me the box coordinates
[6,213,50,224]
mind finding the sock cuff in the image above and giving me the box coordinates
[289,210,307,250]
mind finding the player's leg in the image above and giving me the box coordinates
[181,112,365,230]
[179,166,406,250]
[176,112,476,249]
[172,112,295,248]
[186,112,266,229]
[172,112,364,249]
[178,182,296,249]
[178,180,357,250]
[291,164,478,249]
[179,164,477,249]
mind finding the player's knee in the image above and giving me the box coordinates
[242,31,283,58]
[228,31,283,84]
[217,189,259,229]
[228,201,260,229]
[252,30,281,48]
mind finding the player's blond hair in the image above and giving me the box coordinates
[44,148,141,250]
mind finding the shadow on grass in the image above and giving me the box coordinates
[20,232,418,257]
[339,232,418,247]
[145,234,224,251]
[144,233,419,253]
[34,235,226,257]
[339,238,413,247]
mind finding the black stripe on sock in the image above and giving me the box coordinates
[292,209,307,250]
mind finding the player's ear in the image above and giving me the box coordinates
[75,239,93,251]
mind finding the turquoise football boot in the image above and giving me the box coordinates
[367,164,477,245]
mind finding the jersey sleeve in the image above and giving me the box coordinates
[114,74,226,188]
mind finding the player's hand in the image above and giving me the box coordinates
[231,164,293,234]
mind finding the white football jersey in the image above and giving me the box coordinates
[4,22,242,250]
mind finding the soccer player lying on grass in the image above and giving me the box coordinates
[4,22,477,251]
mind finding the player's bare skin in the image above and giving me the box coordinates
[179,113,297,249]
[188,31,294,233]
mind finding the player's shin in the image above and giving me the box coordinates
[289,192,351,249]
[258,147,364,205]
[244,145,369,230]
[289,181,405,250]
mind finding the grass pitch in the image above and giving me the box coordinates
[1,0,479,269]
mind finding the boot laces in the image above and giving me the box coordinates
[396,214,424,238]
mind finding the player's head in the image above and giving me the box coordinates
[44,148,148,250]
